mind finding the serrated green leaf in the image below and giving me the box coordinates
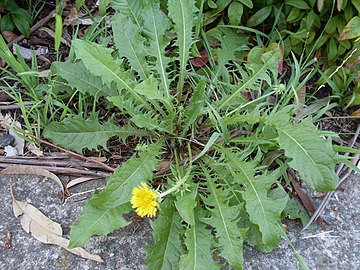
[52,61,118,97]
[282,198,310,226]
[182,80,206,135]
[274,119,338,191]
[225,155,288,248]
[71,39,152,111]
[90,143,162,208]
[69,202,131,248]
[131,113,169,132]
[214,28,249,69]
[111,0,144,26]
[146,200,184,270]
[134,75,166,101]
[202,168,245,270]
[175,183,197,225]
[168,0,197,92]
[179,208,221,270]
[217,50,278,110]
[112,14,150,79]
[142,2,172,97]
[107,95,142,116]
[43,114,145,153]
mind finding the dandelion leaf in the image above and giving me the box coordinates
[182,80,206,134]
[52,61,117,97]
[111,0,144,26]
[168,0,197,90]
[226,156,288,249]
[71,39,151,110]
[275,119,338,191]
[179,208,221,270]
[134,75,166,101]
[146,200,184,270]
[112,14,150,79]
[69,202,131,248]
[202,169,245,270]
[142,2,172,95]
[89,143,161,208]
[175,183,197,225]
[43,114,144,153]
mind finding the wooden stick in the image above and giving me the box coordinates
[0,163,109,177]
[0,123,116,173]
[0,156,108,170]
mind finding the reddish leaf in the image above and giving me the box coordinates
[190,50,209,67]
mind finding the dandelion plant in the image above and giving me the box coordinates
[42,0,345,269]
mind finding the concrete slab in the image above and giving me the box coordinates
[0,172,359,270]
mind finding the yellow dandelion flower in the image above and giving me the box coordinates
[130,182,159,218]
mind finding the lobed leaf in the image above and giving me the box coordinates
[112,14,150,79]
[69,202,131,248]
[131,113,168,132]
[108,95,143,116]
[146,200,184,270]
[175,183,197,225]
[142,2,172,97]
[168,0,197,91]
[111,0,144,26]
[274,119,338,191]
[216,50,279,110]
[213,28,249,71]
[134,75,166,101]
[225,155,288,249]
[202,168,245,270]
[179,208,221,270]
[43,114,145,153]
[89,143,162,208]
[52,61,118,97]
[71,39,152,111]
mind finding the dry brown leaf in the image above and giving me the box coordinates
[1,31,18,42]
[9,178,103,263]
[351,108,360,116]
[39,27,70,46]
[0,166,63,190]
[26,142,44,157]
[0,57,5,67]
[66,176,101,189]
[89,156,107,162]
